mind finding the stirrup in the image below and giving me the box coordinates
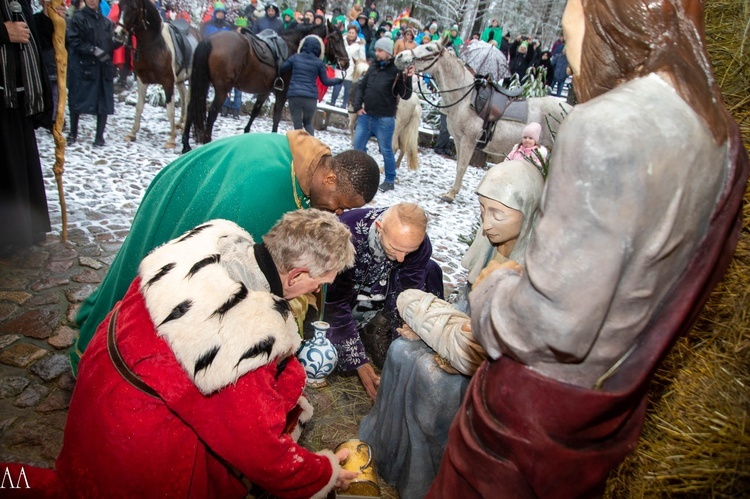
[397,289,487,376]
[273,76,285,92]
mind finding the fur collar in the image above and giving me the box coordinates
[138,219,302,395]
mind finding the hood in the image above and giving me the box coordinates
[287,130,331,178]
[299,35,324,59]
[282,8,294,19]
[138,219,301,395]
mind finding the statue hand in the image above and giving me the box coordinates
[473,259,522,288]
[397,323,420,340]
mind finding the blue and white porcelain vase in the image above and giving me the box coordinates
[297,321,338,387]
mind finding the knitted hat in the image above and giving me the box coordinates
[451,24,458,31]
[522,122,542,144]
[213,2,225,12]
[374,37,394,56]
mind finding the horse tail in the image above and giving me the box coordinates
[188,39,213,142]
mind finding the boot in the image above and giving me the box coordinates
[232,108,240,119]
[220,106,229,117]
[67,113,79,145]
[93,114,107,147]
[396,289,487,376]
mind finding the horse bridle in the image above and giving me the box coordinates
[322,25,350,71]
[406,44,476,109]
[115,2,154,55]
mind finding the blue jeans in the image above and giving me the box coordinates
[224,88,242,110]
[330,80,352,107]
[353,114,396,183]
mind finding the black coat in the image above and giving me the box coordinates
[67,6,116,115]
[352,58,411,118]
[508,40,535,80]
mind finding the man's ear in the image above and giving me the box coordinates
[287,268,307,284]
[322,172,338,185]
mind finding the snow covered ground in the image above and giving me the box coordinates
[36,90,489,298]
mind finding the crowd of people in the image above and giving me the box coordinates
[3,0,746,497]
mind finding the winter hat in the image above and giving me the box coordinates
[429,23,438,31]
[522,122,542,144]
[213,2,225,12]
[374,37,394,56]
[451,24,458,31]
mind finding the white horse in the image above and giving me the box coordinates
[395,35,571,202]
[114,0,197,149]
[393,75,422,171]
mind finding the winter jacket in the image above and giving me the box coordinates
[324,208,436,372]
[280,36,341,99]
[202,10,235,37]
[352,58,411,117]
[54,220,342,498]
[281,8,297,30]
[481,25,502,44]
[66,5,117,115]
[508,40,535,79]
[505,143,549,173]
[253,6,283,33]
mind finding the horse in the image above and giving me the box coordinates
[395,35,572,202]
[347,75,421,171]
[182,22,349,153]
[113,0,199,149]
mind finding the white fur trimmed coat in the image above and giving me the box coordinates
[55,220,341,498]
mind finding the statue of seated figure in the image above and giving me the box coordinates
[358,160,544,498]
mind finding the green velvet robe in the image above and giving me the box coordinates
[72,133,309,374]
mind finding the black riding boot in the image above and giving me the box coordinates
[67,113,79,145]
[93,114,107,147]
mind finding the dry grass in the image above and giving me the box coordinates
[605,0,750,496]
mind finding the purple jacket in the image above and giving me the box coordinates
[324,207,437,372]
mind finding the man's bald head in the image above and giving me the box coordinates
[377,203,428,263]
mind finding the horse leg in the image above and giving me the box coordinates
[245,93,269,133]
[205,90,227,143]
[125,78,147,142]
[165,86,177,149]
[181,112,192,154]
[175,81,188,130]
[271,92,287,133]
[442,137,472,203]
[395,149,404,169]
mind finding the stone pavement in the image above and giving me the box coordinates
[0,229,122,467]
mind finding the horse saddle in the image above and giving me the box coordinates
[472,75,529,149]
[241,29,289,69]
[167,20,198,75]
[473,76,529,124]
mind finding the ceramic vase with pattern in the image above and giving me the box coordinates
[297,321,338,387]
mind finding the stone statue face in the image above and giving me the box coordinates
[562,0,584,75]
[478,195,524,249]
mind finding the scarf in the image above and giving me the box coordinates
[1,0,45,116]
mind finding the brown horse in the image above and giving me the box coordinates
[182,22,349,153]
[113,0,199,149]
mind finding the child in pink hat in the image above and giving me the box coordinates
[504,122,549,174]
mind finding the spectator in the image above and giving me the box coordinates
[329,24,367,107]
[280,36,341,135]
[393,26,416,56]
[363,1,378,24]
[253,2,282,33]
[0,0,62,257]
[550,47,569,97]
[280,7,296,29]
[508,36,535,80]
[504,122,549,174]
[202,3,242,119]
[536,49,553,86]
[303,8,314,24]
[239,0,264,31]
[67,0,120,147]
[481,18,502,44]
[448,24,463,54]
[351,37,415,192]
[356,12,372,46]
[366,25,388,60]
